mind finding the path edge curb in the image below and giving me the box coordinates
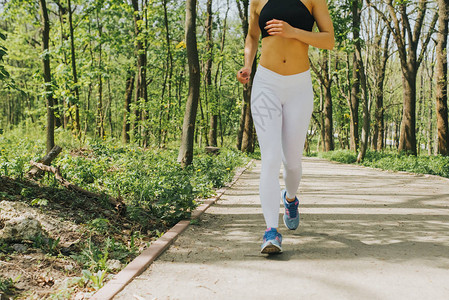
[91,158,255,300]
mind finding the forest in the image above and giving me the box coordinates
[0,0,448,298]
[1,0,448,158]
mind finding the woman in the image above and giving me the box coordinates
[236,0,334,254]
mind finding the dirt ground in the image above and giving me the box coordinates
[115,157,449,300]
[0,176,149,299]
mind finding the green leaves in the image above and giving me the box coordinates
[319,149,449,178]
[0,31,10,80]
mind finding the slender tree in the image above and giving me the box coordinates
[355,0,369,162]
[122,73,134,143]
[435,0,449,155]
[54,0,66,128]
[213,0,230,146]
[160,0,174,147]
[205,0,218,147]
[67,0,81,136]
[39,0,55,152]
[370,20,391,151]
[95,7,104,138]
[349,0,361,152]
[311,51,334,151]
[236,0,256,152]
[131,0,148,145]
[178,0,201,167]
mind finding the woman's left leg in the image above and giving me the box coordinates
[281,71,314,200]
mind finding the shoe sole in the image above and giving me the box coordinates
[261,243,282,254]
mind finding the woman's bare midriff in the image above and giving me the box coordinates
[259,37,310,75]
[256,0,312,76]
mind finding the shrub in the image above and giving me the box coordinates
[317,149,449,179]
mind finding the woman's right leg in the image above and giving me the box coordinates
[251,67,283,229]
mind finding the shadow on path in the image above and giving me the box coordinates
[115,157,449,300]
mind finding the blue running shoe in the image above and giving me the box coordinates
[282,189,300,230]
[261,227,282,254]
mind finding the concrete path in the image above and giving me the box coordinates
[115,157,449,300]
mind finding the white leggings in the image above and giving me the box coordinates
[250,64,314,228]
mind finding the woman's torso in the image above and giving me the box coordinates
[256,0,314,75]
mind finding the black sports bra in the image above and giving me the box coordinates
[259,0,315,39]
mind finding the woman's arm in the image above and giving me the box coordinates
[237,0,261,84]
[264,0,335,50]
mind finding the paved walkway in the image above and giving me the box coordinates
[115,157,449,300]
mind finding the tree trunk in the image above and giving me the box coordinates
[427,96,433,155]
[356,66,369,162]
[349,0,360,152]
[162,0,174,147]
[122,74,134,143]
[106,76,114,137]
[204,0,217,147]
[39,0,55,153]
[177,0,201,167]
[374,80,384,151]
[319,85,325,151]
[310,51,333,151]
[349,54,359,152]
[95,9,104,138]
[56,1,66,129]
[215,0,230,147]
[236,87,246,150]
[356,0,370,163]
[131,0,148,146]
[236,0,248,151]
[27,145,62,179]
[67,0,81,136]
[399,72,417,154]
[241,59,257,152]
[436,0,449,155]
[236,0,255,152]
[323,80,334,151]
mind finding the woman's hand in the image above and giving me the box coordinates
[237,66,251,84]
[265,19,296,39]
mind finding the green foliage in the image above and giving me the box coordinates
[0,240,13,256]
[32,233,61,256]
[87,218,110,234]
[20,187,34,198]
[71,238,110,272]
[0,275,19,296]
[71,236,133,273]
[80,270,107,290]
[0,191,14,200]
[318,149,449,178]
[0,31,10,80]
[0,125,250,230]
[318,149,357,164]
[360,150,449,178]
[30,198,49,207]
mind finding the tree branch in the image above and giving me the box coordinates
[30,161,126,214]
[412,0,428,44]
[399,4,413,48]
[366,0,406,64]
[309,58,324,84]
[418,10,438,66]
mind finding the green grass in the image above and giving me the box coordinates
[0,276,18,296]
[313,149,449,178]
